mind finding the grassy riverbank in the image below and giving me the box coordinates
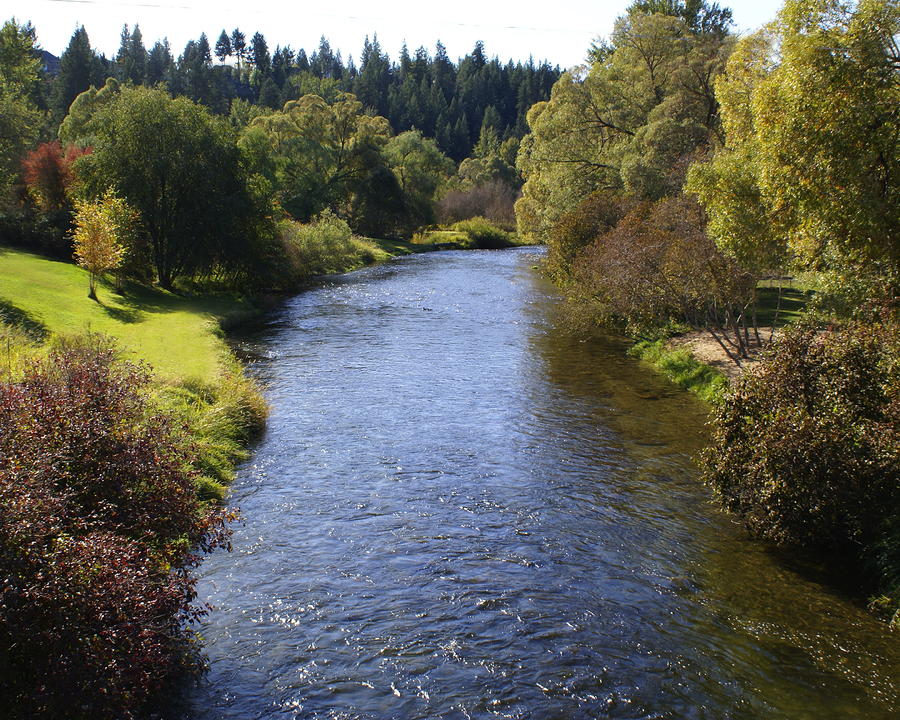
[629,281,816,404]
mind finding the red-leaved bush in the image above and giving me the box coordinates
[0,337,231,719]
[20,141,91,212]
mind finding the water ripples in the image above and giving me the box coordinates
[183,249,899,720]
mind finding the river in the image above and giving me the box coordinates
[183,248,899,719]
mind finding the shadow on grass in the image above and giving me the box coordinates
[756,287,815,327]
[0,298,49,341]
[95,279,251,322]
[100,303,144,323]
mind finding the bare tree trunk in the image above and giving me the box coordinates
[769,279,784,343]
[706,306,742,367]
[751,289,762,346]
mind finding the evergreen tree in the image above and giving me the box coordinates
[54,26,94,116]
[116,24,146,85]
[146,39,173,86]
[214,30,231,64]
[230,28,246,68]
[250,32,270,73]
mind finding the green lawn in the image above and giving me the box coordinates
[756,281,815,326]
[0,247,254,382]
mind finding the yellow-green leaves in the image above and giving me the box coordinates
[72,192,135,299]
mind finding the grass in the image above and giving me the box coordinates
[0,247,257,383]
[755,283,815,327]
[1,246,268,498]
[629,339,729,404]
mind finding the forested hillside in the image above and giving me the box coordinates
[46,28,559,162]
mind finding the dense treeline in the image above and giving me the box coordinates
[517,0,899,621]
[48,25,559,162]
[1,18,546,290]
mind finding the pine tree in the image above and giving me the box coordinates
[250,32,270,73]
[54,26,94,116]
[230,29,246,69]
[214,30,231,64]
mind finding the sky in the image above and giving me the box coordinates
[17,0,786,69]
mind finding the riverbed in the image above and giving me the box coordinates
[183,248,898,719]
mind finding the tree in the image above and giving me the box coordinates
[146,39,174,85]
[83,86,262,287]
[627,0,733,36]
[71,193,130,299]
[689,0,900,299]
[230,28,246,69]
[383,129,454,226]
[116,24,146,84]
[21,141,90,212]
[58,77,120,147]
[250,31,270,74]
[240,92,391,223]
[214,30,231,64]
[515,5,731,255]
[53,26,94,116]
[0,19,43,195]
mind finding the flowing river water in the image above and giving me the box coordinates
[183,248,899,719]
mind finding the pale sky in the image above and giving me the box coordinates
[15,0,786,69]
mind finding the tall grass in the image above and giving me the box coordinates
[154,357,267,501]
[629,339,728,404]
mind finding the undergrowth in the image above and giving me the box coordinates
[629,339,728,404]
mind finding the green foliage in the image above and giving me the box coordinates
[689,0,900,294]
[0,19,43,196]
[57,77,120,146]
[241,92,392,224]
[516,10,731,245]
[702,319,900,611]
[82,86,267,287]
[629,338,728,402]
[279,209,361,279]
[383,129,454,227]
[451,216,515,249]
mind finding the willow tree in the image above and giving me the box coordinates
[240,92,392,221]
[82,86,261,287]
[688,0,900,296]
[515,7,732,274]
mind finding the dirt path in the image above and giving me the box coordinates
[667,328,776,381]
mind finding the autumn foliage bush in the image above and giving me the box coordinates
[701,319,900,615]
[0,337,231,719]
[21,140,90,212]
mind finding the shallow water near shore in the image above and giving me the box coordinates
[182,247,899,720]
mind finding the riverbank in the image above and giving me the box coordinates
[629,284,815,404]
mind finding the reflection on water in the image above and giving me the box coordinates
[184,248,898,720]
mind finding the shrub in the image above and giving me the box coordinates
[702,320,900,614]
[21,141,90,212]
[280,209,361,280]
[451,216,514,249]
[0,337,231,718]
[437,180,518,228]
